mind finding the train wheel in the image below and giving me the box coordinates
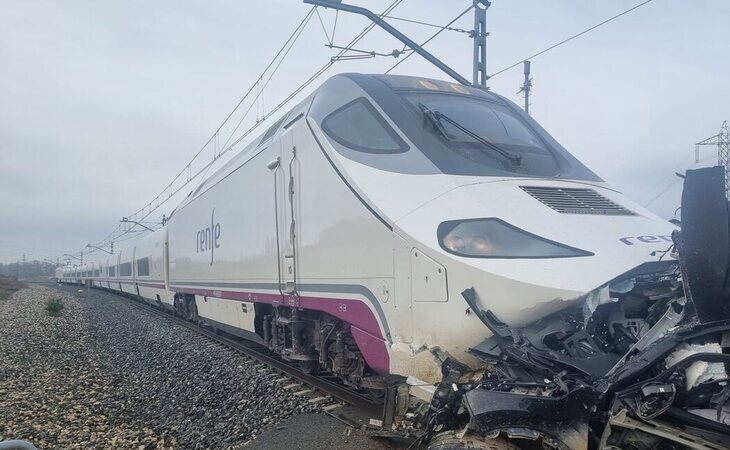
[299,360,318,374]
[173,297,182,318]
[188,298,199,322]
[428,432,522,450]
[366,388,386,402]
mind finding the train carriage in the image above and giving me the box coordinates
[156,73,676,384]
[133,229,171,308]
[59,73,730,450]
[64,74,680,385]
[116,248,135,295]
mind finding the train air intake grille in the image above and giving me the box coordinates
[520,186,636,216]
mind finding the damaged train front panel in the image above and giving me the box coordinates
[422,167,730,450]
[456,262,730,449]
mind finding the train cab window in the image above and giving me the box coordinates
[119,262,132,277]
[322,98,408,154]
[109,266,116,277]
[137,257,150,277]
[403,93,560,177]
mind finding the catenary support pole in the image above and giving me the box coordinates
[472,1,490,87]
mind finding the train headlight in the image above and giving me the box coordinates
[437,218,593,258]
[469,236,492,254]
[443,234,466,252]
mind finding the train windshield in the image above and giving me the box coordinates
[311,74,601,181]
[402,93,560,177]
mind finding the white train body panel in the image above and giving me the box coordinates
[116,248,135,295]
[103,256,112,290]
[64,73,678,383]
[166,99,395,369]
[196,298,257,335]
[133,229,170,306]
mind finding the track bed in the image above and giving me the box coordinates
[0,284,401,449]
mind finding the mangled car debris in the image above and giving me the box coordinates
[393,167,730,450]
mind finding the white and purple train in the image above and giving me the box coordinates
[59,74,730,450]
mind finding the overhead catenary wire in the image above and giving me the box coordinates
[132,0,404,225]
[79,7,318,256]
[124,0,401,221]
[220,9,316,151]
[158,6,317,203]
[331,10,339,42]
[489,0,655,79]
[78,1,404,259]
[381,14,470,34]
[644,177,682,208]
[385,4,474,74]
[219,0,406,154]
[190,7,317,195]
[643,154,715,207]
[315,7,333,44]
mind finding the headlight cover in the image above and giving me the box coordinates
[438,218,593,258]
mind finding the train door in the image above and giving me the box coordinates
[105,257,109,289]
[133,246,140,298]
[391,233,414,343]
[163,238,170,292]
[117,253,122,292]
[273,131,300,304]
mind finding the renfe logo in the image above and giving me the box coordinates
[619,235,672,246]
[197,209,221,265]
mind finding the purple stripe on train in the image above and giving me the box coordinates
[170,285,390,373]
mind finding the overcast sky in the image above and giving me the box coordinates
[1,0,728,263]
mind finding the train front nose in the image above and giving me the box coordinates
[396,179,678,327]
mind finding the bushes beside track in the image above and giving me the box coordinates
[0,275,26,300]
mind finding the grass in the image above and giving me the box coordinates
[0,276,27,300]
[46,298,64,317]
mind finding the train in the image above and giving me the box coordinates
[59,74,730,450]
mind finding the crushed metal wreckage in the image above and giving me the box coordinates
[413,167,730,450]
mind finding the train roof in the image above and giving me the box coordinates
[170,73,499,215]
[169,72,600,216]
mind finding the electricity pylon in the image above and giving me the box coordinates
[696,120,730,197]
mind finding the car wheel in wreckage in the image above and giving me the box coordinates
[676,165,730,323]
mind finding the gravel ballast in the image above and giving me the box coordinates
[0,285,320,449]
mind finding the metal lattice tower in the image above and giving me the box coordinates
[696,120,730,196]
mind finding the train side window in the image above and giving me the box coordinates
[137,257,150,277]
[322,97,408,154]
[119,262,132,277]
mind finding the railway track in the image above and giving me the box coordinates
[48,283,384,424]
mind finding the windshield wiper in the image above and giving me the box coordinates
[418,103,522,166]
